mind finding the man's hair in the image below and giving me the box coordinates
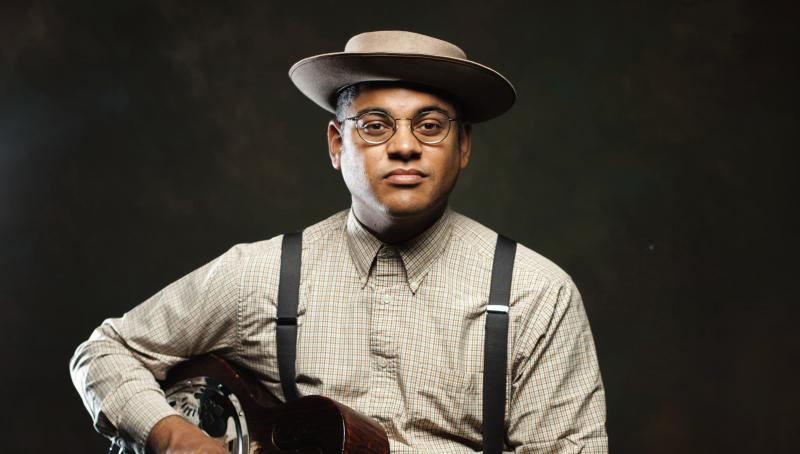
[334,81,472,142]
[335,84,362,123]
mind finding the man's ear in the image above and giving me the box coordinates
[327,119,343,170]
[458,123,473,169]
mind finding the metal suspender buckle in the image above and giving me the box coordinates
[486,305,509,314]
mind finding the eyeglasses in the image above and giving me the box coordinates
[344,110,458,145]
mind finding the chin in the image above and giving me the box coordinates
[381,204,424,218]
[380,197,441,219]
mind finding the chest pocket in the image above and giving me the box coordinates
[407,363,483,445]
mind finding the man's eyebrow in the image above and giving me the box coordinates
[352,105,454,118]
[353,107,390,117]
[415,105,453,117]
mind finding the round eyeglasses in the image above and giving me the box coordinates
[344,110,458,145]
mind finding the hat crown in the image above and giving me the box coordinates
[344,31,467,60]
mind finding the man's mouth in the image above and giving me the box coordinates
[385,169,426,185]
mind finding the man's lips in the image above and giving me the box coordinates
[384,169,426,185]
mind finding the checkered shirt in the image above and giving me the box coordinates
[70,207,607,453]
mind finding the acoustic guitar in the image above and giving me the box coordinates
[109,354,389,454]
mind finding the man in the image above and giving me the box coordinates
[71,31,607,453]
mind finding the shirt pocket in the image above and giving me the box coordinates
[407,363,483,443]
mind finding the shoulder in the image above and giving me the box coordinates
[301,208,349,249]
[222,209,349,270]
[197,209,348,298]
[449,210,572,286]
[449,210,576,320]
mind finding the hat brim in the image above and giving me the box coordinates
[289,52,516,123]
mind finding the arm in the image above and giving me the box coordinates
[507,280,608,453]
[69,245,244,450]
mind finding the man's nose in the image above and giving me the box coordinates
[386,119,420,159]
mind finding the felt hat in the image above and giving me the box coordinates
[288,30,516,122]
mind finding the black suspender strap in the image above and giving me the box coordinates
[483,234,517,454]
[276,231,302,402]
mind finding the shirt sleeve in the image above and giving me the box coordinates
[507,279,608,453]
[69,245,244,448]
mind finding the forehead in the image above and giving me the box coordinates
[348,85,457,116]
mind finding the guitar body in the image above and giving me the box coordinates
[110,354,389,454]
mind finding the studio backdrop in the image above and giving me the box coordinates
[0,1,797,453]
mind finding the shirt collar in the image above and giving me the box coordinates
[345,207,454,293]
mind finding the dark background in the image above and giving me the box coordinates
[1,1,797,452]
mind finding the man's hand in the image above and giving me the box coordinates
[146,415,228,454]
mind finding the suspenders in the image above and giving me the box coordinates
[276,232,516,454]
[483,235,517,454]
[276,232,303,401]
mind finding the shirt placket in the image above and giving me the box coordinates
[367,245,406,440]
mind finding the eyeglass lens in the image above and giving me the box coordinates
[355,111,452,144]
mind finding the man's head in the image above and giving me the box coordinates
[327,82,472,221]
[289,30,514,238]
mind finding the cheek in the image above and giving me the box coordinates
[340,147,378,192]
[431,150,462,188]
[340,149,362,182]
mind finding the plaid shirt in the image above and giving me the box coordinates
[70,207,607,453]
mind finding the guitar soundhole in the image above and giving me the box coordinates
[163,377,250,454]
[199,391,230,437]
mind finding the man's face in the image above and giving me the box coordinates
[327,86,472,221]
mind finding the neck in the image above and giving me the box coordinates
[351,201,447,244]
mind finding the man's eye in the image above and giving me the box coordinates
[416,122,443,134]
[360,122,391,135]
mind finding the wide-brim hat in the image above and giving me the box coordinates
[289,31,516,123]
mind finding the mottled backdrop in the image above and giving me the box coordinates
[1,1,797,453]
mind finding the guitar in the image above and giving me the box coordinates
[109,354,390,454]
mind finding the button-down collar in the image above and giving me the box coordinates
[345,207,454,293]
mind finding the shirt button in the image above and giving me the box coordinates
[381,292,392,305]
[376,357,388,369]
